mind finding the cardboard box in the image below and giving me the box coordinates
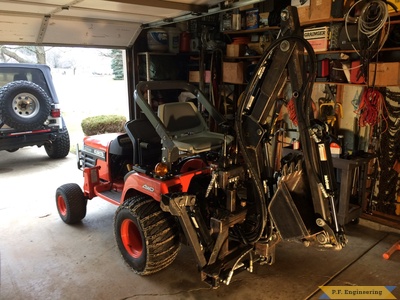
[226,44,246,57]
[223,62,244,84]
[189,70,211,83]
[294,0,336,24]
[297,5,310,24]
[304,26,329,40]
[307,39,329,52]
[369,62,400,86]
[292,0,310,24]
[309,0,332,22]
[304,26,329,52]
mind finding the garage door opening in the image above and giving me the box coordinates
[0,45,129,151]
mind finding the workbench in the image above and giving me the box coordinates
[281,148,374,226]
[333,155,374,225]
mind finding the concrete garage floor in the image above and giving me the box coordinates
[0,147,399,300]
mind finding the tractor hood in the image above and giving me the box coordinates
[0,0,263,48]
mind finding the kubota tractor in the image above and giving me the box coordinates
[56,7,347,288]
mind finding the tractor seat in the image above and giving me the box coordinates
[125,118,161,167]
[157,102,233,154]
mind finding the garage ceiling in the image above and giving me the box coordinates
[0,0,257,48]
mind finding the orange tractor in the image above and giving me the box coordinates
[56,7,346,287]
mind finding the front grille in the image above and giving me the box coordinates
[81,152,96,168]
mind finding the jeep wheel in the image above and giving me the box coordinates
[56,183,87,224]
[114,195,180,275]
[0,80,51,130]
[45,130,70,159]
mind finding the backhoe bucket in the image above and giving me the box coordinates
[269,169,316,241]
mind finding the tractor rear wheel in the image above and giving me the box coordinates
[56,183,87,224]
[114,195,180,275]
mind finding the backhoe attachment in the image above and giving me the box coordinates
[236,6,347,250]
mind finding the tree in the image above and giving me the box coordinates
[0,45,47,64]
[110,49,124,80]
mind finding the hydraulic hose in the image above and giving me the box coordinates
[234,35,318,244]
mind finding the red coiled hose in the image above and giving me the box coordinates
[356,88,387,128]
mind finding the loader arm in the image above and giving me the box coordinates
[236,6,346,248]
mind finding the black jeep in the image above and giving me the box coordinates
[0,63,70,158]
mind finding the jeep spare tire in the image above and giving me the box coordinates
[0,80,51,130]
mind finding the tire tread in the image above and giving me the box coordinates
[0,81,51,130]
[56,183,86,224]
[114,195,180,275]
[45,130,70,159]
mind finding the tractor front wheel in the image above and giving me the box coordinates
[114,195,180,275]
[56,183,87,224]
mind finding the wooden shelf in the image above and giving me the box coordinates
[222,26,280,35]
[313,47,400,55]
[138,52,176,56]
[224,55,262,60]
[301,17,344,27]
[222,12,400,35]
[314,81,363,86]
[362,212,400,230]
[220,11,400,88]
[313,81,394,87]
[300,12,400,27]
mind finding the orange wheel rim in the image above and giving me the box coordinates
[120,219,143,258]
[57,195,67,216]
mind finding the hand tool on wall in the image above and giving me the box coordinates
[318,84,342,136]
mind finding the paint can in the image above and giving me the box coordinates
[147,28,168,52]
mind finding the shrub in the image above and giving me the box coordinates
[81,115,126,136]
